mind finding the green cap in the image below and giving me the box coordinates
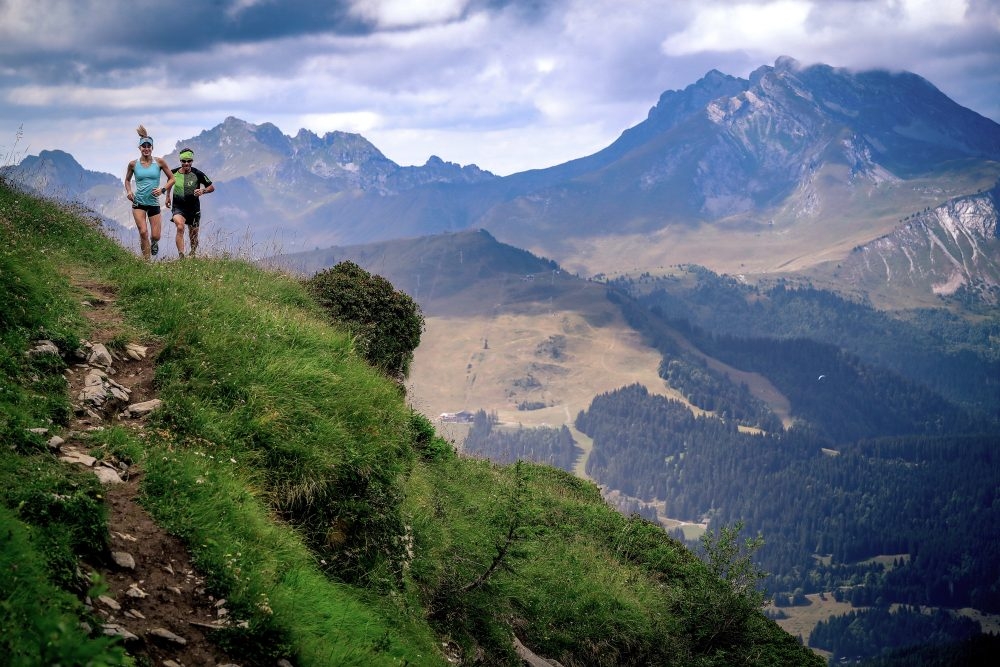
[179,150,194,160]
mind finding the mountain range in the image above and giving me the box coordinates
[6,55,1000,309]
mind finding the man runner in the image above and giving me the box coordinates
[166,148,214,258]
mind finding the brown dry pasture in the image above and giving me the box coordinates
[407,309,676,431]
[405,259,691,434]
[406,274,795,476]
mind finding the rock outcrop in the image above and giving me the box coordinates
[838,183,1000,305]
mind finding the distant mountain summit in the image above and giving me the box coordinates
[150,116,498,249]
[483,56,1000,243]
[167,115,496,192]
[5,149,119,198]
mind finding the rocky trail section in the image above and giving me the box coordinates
[28,277,561,667]
[28,279,243,667]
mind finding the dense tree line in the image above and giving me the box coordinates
[608,290,783,431]
[620,268,1000,417]
[462,409,582,472]
[686,333,980,442]
[616,282,995,443]
[574,385,1000,612]
[610,268,1000,440]
[659,357,783,431]
[808,606,981,663]
[858,633,1000,667]
[584,266,1000,656]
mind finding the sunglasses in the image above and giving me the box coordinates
[180,159,193,164]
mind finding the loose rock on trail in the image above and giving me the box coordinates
[35,277,242,667]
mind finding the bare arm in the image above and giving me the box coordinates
[124,160,136,201]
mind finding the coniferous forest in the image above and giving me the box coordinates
[808,606,983,662]
[575,384,1000,613]
[585,269,999,662]
[463,409,582,472]
[474,266,1000,663]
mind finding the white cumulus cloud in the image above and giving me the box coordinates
[347,0,469,28]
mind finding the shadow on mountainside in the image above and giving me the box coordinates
[54,273,242,667]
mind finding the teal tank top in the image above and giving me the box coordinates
[133,159,161,206]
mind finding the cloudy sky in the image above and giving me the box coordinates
[2,0,999,178]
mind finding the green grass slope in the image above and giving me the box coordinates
[0,180,820,666]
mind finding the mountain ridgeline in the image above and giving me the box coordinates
[830,181,1000,307]
[483,56,1000,242]
[4,149,128,225]
[8,56,1000,301]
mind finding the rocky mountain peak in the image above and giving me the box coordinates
[217,116,286,145]
[174,117,295,180]
[288,128,393,182]
[292,128,382,155]
[421,155,493,179]
[646,68,748,131]
[774,55,802,72]
[3,150,122,218]
[33,149,84,172]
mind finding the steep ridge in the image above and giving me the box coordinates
[824,182,1000,307]
[3,150,128,226]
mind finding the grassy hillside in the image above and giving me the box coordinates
[0,180,820,666]
[274,232,793,473]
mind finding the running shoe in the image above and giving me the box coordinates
[151,240,159,256]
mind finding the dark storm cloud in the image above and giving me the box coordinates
[0,0,545,87]
[1,0,997,177]
[1,1,359,86]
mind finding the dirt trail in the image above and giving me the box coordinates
[58,275,240,667]
[57,274,557,667]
